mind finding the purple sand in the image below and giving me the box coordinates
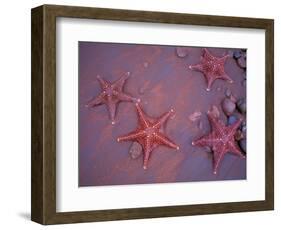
[79,42,246,186]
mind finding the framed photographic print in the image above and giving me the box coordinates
[31,4,274,225]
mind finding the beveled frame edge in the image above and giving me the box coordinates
[31,4,274,225]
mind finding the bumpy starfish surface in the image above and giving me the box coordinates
[117,103,179,169]
[86,73,140,124]
[192,111,245,174]
[189,48,232,91]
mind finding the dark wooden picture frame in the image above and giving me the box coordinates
[31,4,274,225]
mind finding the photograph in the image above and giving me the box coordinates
[78,42,247,186]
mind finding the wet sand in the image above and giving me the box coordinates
[79,42,246,186]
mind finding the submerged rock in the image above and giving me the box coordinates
[233,50,242,59]
[241,124,247,133]
[237,55,247,69]
[176,47,189,58]
[239,139,247,154]
[235,130,244,141]
[222,98,236,116]
[225,88,232,98]
[209,105,220,118]
[228,115,238,125]
[129,142,143,159]
[237,98,246,114]
[204,146,212,153]
[198,120,203,130]
[189,111,202,122]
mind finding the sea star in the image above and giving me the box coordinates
[86,73,140,124]
[192,111,245,174]
[189,48,232,91]
[117,103,179,169]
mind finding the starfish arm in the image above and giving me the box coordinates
[219,55,229,63]
[228,118,243,136]
[189,63,203,72]
[206,75,216,91]
[220,73,233,83]
[153,109,174,129]
[106,96,117,124]
[115,91,139,103]
[112,74,130,90]
[227,140,245,157]
[135,103,150,128]
[143,137,152,169]
[117,130,146,142]
[212,148,225,174]
[96,75,109,89]
[85,92,105,108]
[202,48,215,61]
[192,133,215,147]
[155,132,179,150]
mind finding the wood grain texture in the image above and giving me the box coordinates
[31,4,274,225]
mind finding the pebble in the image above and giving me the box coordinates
[222,98,236,116]
[239,139,247,153]
[241,125,247,133]
[189,111,202,122]
[176,47,189,58]
[230,94,237,103]
[143,62,149,68]
[204,146,212,153]
[198,120,203,130]
[228,115,238,125]
[233,50,242,59]
[129,142,143,159]
[225,88,232,98]
[237,98,246,114]
[237,56,246,69]
[138,87,146,95]
[235,130,244,141]
[209,105,220,118]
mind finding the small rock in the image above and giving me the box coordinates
[129,142,143,159]
[143,62,149,68]
[227,50,234,57]
[138,87,146,95]
[241,125,247,133]
[230,94,237,103]
[233,50,242,59]
[237,98,246,114]
[239,139,247,153]
[216,87,221,92]
[225,88,232,98]
[189,111,202,122]
[209,105,220,118]
[237,55,246,69]
[235,130,244,141]
[228,115,238,125]
[198,120,203,130]
[176,47,189,58]
[222,98,236,116]
[204,146,212,153]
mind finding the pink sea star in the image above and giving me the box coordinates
[192,111,245,174]
[189,48,233,91]
[86,73,140,124]
[117,103,179,169]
